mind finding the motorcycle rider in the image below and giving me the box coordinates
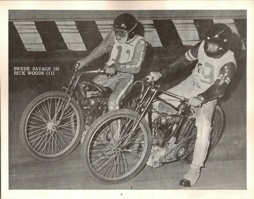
[76,13,146,111]
[147,23,237,187]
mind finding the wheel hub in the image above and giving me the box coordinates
[47,121,57,131]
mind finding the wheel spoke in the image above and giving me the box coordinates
[28,129,47,141]
[58,125,73,132]
[40,100,52,120]
[121,151,132,172]
[62,107,75,119]
[59,119,77,129]
[27,125,46,133]
[118,118,142,145]
[124,129,143,145]
[55,129,70,146]
[54,98,65,120]
[47,98,52,120]
[104,157,116,178]
[35,106,49,123]
[27,122,46,129]
[125,149,140,162]
[52,133,61,152]
[29,128,48,145]
[30,110,47,123]
[94,154,115,173]
[57,128,75,139]
[34,130,50,152]
[41,133,53,154]
[54,132,65,150]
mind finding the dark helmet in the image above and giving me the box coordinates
[204,23,233,57]
[113,13,138,40]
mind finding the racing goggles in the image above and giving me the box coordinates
[114,29,129,38]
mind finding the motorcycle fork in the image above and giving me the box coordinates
[55,74,81,124]
[121,87,157,147]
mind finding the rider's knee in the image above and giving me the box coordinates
[196,124,212,143]
[196,116,212,129]
[108,100,119,111]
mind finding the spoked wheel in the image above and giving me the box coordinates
[81,109,152,184]
[19,91,84,161]
[183,105,225,164]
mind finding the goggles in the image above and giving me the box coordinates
[114,29,128,38]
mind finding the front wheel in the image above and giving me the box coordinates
[183,105,225,164]
[19,91,84,161]
[81,109,152,184]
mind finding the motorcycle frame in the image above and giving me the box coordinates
[59,69,106,121]
[127,79,197,160]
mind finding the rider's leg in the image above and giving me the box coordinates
[107,77,133,111]
[107,77,133,141]
[92,74,109,86]
[193,100,217,166]
[180,99,217,187]
[153,76,195,111]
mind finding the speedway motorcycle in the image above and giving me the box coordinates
[19,64,121,161]
[81,78,224,184]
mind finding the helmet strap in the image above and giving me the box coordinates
[128,22,138,33]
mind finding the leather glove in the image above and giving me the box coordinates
[189,96,204,107]
[146,72,162,82]
[76,58,89,70]
[105,64,117,75]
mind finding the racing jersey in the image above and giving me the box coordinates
[83,29,146,74]
[160,40,237,101]
[188,41,236,91]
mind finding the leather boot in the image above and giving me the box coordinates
[179,164,201,187]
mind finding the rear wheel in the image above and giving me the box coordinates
[183,105,224,164]
[81,109,152,184]
[19,91,84,161]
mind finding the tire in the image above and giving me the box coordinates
[81,109,152,184]
[183,105,225,164]
[19,91,84,161]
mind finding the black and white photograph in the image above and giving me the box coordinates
[1,1,254,199]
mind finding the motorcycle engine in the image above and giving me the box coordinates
[82,98,107,125]
[153,101,179,147]
[76,82,107,125]
[153,113,176,147]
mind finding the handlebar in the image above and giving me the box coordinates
[80,69,106,74]
[73,63,106,75]
[139,77,190,104]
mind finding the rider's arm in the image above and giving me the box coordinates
[198,63,236,102]
[160,42,201,76]
[115,39,147,74]
[80,29,115,65]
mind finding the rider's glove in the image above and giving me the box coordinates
[189,95,204,107]
[146,72,162,82]
[76,58,89,70]
[105,64,117,75]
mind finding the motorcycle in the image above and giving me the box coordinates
[81,78,224,184]
[19,64,121,161]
